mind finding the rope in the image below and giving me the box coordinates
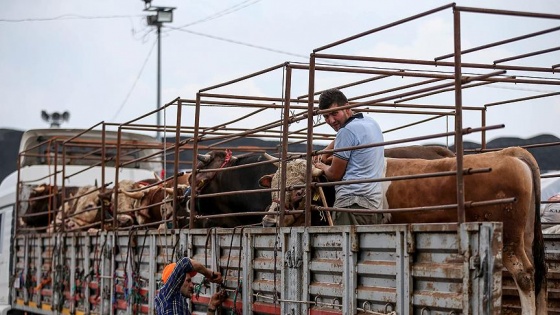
[229,227,244,315]
[132,228,150,310]
[220,149,233,168]
[123,228,136,304]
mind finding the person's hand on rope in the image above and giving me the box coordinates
[207,288,227,314]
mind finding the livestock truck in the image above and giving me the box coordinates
[0,128,558,315]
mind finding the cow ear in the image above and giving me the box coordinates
[259,175,273,188]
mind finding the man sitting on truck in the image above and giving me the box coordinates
[155,257,225,315]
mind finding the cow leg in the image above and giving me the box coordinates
[502,243,536,315]
[536,287,547,315]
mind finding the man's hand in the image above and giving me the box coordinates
[207,271,223,284]
[189,258,223,283]
[208,289,227,310]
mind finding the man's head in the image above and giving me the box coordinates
[318,88,353,131]
[180,273,195,298]
[161,261,198,297]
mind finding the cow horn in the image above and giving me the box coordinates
[197,153,212,164]
[153,171,162,182]
[164,187,174,195]
[263,153,279,168]
[33,185,46,193]
[121,190,144,199]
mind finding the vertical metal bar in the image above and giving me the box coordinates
[35,237,42,307]
[114,128,122,230]
[156,24,162,141]
[453,8,466,225]
[302,229,310,314]
[101,124,106,230]
[69,235,76,315]
[481,109,487,150]
[279,64,291,227]
[109,234,115,315]
[242,233,251,314]
[305,54,316,227]
[400,229,411,315]
[342,228,351,314]
[58,141,64,232]
[190,93,202,229]
[459,224,473,314]
[84,235,91,314]
[22,236,28,304]
[148,234,156,314]
[172,100,182,228]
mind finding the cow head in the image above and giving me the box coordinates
[23,184,59,228]
[191,150,238,193]
[259,159,324,227]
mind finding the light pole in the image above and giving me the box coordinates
[144,1,175,141]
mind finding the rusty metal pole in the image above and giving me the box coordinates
[481,109,487,150]
[113,127,122,230]
[100,124,106,230]
[305,54,316,227]
[172,100,182,229]
[190,93,202,229]
[279,64,292,227]
[453,8,466,225]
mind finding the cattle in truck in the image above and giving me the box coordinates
[121,183,190,230]
[19,184,80,229]
[191,145,455,228]
[260,147,547,315]
[190,150,278,228]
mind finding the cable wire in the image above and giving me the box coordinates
[168,27,307,60]
[0,14,143,23]
[110,38,157,122]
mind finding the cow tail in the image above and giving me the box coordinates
[510,147,547,295]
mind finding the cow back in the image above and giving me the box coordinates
[196,153,278,228]
[385,147,537,225]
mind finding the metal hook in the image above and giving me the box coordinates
[331,297,340,309]
[385,302,395,313]
[362,301,371,311]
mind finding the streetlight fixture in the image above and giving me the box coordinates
[41,110,70,128]
[143,1,175,141]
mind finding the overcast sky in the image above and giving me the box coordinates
[1,1,559,146]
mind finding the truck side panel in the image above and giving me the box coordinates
[13,223,559,315]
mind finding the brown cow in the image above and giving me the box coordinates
[261,145,456,227]
[261,147,546,315]
[20,184,80,228]
[47,185,101,232]
[121,184,190,229]
[318,145,455,164]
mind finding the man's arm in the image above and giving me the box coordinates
[313,155,347,181]
[207,289,227,314]
[190,259,223,283]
